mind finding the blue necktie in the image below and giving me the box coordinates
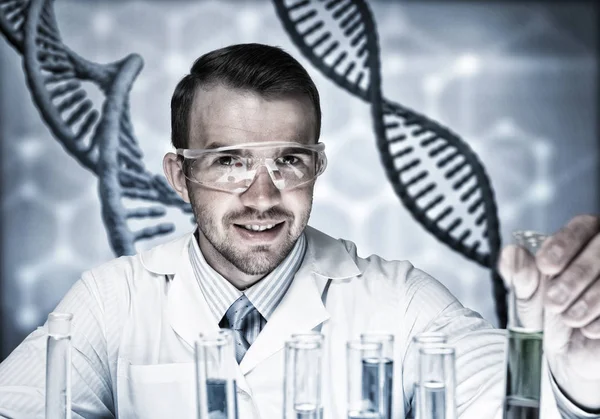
[221,294,257,363]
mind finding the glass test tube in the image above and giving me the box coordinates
[290,332,325,344]
[503,231,546,419]
[284,335,324,419]
[412,333,448,419]
[360,333,394,419]
[347,340,383,419]
[45,312,73,419]
[195,329,238,419]
[418,345,456,419]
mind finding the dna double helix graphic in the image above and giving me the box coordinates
[0,0,192,256]
[273,0,505,325]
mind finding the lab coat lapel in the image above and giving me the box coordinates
[162,235,251,394]
[239,226,363,375]
[139,233,216,350]
[239,264,329,374]
[167,254,217,348]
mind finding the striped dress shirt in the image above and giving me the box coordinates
[188,233,307,346]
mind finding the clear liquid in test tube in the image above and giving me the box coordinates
[503,231,546,419]
[45,312,73,419]
[195,329,238,419]
[347,340,383,419]
[347,412,383,419]
[284,335,324,419]
[411,333,447,419]
[360,333,394,419]
[418,345,456,419]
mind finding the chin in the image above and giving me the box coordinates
[235,250,284,273]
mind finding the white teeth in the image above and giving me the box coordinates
[243,224,275,232]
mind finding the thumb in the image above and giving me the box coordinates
[498,245,544,330]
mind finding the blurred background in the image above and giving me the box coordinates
[1,0,598,359]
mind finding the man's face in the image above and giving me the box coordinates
[184,85,317,281]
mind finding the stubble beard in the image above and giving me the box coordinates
[189,188,312,276]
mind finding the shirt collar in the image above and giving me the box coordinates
[188,232,307,322]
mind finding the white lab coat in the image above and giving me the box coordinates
[0,227,590,418]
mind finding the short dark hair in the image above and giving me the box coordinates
[170,43,321,149]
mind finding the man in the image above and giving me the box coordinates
[0,43,599,418]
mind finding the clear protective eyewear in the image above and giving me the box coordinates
[176,141,327,193]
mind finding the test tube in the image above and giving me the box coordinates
[360,333,394,419]
[284,337,324,419]
[45,312,73,419]
[347,340,383,419]
[418,345,456,419]
[412,333,448,419]
[503,231,546,419]
[195,329,238,419]
[290,332,325,344]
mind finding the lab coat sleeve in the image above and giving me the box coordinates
[550,369,600,418]
[399,269,599,419]
[0,271,116,419]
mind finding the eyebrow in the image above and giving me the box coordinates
[203,141,228,149]
[279,146,313,155]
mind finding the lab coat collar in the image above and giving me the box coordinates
[239,255,328,374]
[139,230,193,275]
[302,225,362,280]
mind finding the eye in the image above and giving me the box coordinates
[217,156,234,166]
[276,155,300,165]
[215,155,243,167]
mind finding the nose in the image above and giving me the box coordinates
[238,166,282,212]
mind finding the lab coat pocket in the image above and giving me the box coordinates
[124,362,197,419]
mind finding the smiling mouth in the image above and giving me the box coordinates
[233,221,285,233]
[241,224,277,231]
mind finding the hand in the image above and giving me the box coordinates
[499,214,600,411]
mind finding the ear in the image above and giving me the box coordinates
[163,152,191,203]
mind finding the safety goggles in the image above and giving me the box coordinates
[176,141,327,193]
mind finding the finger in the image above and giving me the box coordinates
[543,306,571,355]
[561,277,600,329]
[499,244,544,330]
[545,233,600,313]
[498,244,540,300]
[582,316,600,340]
[537,215,600,276]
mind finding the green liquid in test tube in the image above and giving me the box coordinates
[503,231,547,419]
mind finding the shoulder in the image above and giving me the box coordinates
[80,232,193,302]
[305,226,455,306]
[330,231,462,311]
[338,233,446,295]
[334,235,491,334]
[84,232,192,279]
